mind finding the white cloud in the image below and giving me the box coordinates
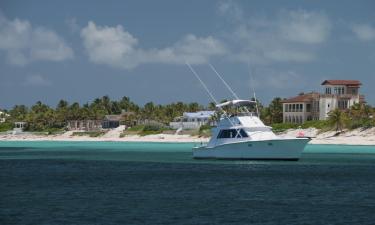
[217,0,243,22]
[251,69,306,90]
[80,21,226,69]
[218,4,331,65]
[351,24,375,41]
[0,14,74,66]
[279,10,331,44]
[23,74,52,86]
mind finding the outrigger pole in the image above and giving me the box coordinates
[208,63,252,115]
[186,62,243,138]
[208,63,240,100]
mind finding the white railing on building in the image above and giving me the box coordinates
[169,121,216,130]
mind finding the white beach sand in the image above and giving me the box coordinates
[1,126,375,145]
[279,127,375,145]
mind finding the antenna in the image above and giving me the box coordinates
[186,62,243,138]
[249,67,260,116]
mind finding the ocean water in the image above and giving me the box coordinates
[1,142,375,225]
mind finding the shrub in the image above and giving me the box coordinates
[72,131,105,137]
[0,122,13,132]
[198,124,212,137]
[301,120,330,129]
[143,124,164,132]
[199,124,211,132]
[127,125,145,131]
[347,119,374,130]
[271,123,299,133]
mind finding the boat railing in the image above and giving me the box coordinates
[237,112,258,117]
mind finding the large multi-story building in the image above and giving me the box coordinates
[282,80,365,124]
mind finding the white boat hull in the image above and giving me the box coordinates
[193,138,310,160]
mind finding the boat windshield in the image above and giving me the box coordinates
[217,129,249,139]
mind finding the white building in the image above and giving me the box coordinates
[282,80,364,124]
[0,111,10,123]
[169,111,215,130]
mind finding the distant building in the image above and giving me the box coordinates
[66,111,137,131]
[66,120,102,131]
[0,111,9,123]
[282,80,365,124]
[13,122,27,134]
[169,111,215,130]
[102,115,122,129]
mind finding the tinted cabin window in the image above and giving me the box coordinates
[217,129,248,139]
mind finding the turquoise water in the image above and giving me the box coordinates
[1,141,375,164]
[1,141,375,224]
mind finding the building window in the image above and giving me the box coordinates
[338,100,348,109]
[326,87,331,94]
[306,104,311,112]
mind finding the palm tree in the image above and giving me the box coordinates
[268,97,283,124]
[328,108,348,132]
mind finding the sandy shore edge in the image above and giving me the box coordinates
[0,127,375,145]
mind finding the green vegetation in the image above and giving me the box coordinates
[138,124,166,136]
[198,124,212,137]
[271,123,299,133]
[120,123,170,137]
[72,131,105,137]
[2,96,206,132]
[271,103,374,133]
[2,95,374,135]
[127,125,145,131]
[0,122,13,132]
[300,120,330,129]
[328,108,348,132]
[262,97,283,124]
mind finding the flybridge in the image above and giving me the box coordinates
[216,100,257,108]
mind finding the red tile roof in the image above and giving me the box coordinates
[321,80,362,86]
[281,92,320,103]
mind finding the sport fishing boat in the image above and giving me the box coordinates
[193,100,310,160]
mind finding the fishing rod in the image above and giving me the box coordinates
[186,62,243,138]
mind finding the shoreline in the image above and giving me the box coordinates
[0,127,375,145]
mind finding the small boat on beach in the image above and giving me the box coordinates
[193,100,310,160]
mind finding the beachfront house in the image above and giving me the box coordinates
[102,115,122,129]
[0,111,9,123]
[282,80,365,124]
[169,111,215,130]
[13,122,27,134]
[66,120,102,131]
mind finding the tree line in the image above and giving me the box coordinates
[1,96,211,131]
[0,95,373,132]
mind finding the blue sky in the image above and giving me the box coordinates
[1,0,374,109]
